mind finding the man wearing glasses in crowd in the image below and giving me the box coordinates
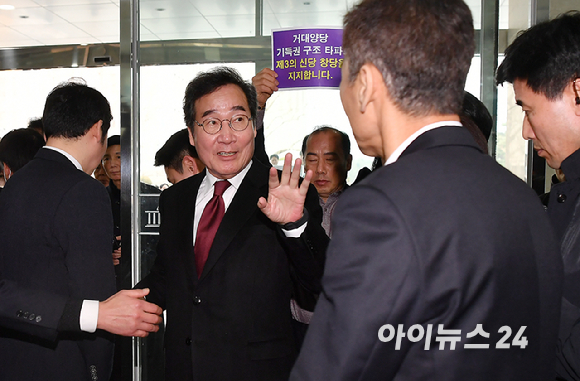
[138,67,328,381]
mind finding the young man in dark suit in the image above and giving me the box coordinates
[496,12,580,380]
[290,1,563,380]
[138,67,328,381]
[0,83,162,380]
[154,128,205,185]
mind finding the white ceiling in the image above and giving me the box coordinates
[0,0,507,48]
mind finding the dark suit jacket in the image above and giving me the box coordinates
[0,148,117,381]
[138,160,328,381]
[290,126,563,381]
[0,278,83,341]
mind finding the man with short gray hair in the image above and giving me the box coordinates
[290,1,562,380]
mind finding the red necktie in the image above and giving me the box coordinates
[194,180,231,278]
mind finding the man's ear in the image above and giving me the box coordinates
[573,79,580,115]
[3,162,12,180]
[187,127,195,146]
[182,155,201,176]
[346,154,353,172]
[90,120,104,142]
[357,63,377,113]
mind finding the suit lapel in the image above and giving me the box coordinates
[198,162,269,281]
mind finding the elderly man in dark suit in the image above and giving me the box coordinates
[0,83,162,381]
[290,1,563,380]
[138,67,328,381]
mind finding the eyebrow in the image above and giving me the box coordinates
[306,151,339,157]
[516,100,524,107]
[201,105,248,118]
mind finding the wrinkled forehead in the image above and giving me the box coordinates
[105,144,121,156]
[195,84,250,120]
[307,131,345,156]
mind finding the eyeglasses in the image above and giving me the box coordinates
[195,115,253,135]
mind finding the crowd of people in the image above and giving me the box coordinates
[0,0,579,380]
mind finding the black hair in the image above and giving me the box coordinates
[0,128,45,173]
[462,92,493,141]
[183,67,257,133]
[107,135,120,147]
[496,11,580,100]
[43,82,112,142]
[154,129,199,172]
[27,118,44,135]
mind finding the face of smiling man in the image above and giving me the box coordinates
[189,83,256,180]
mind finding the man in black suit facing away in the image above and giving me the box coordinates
[0,82,160,381]
[290,1,563,380]
[138,67,328,381]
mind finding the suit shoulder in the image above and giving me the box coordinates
[159,172,203,206]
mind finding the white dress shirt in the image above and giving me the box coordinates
[194,160,307,244]
[385,121,462,166]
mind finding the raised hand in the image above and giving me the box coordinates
[251,68,279,108]
[258,153,312,224]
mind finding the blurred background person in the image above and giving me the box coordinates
[27,117,45,141]
[0,128,45,194]
[154,128,204,185]
[93,162,110,187]
[301,126,352,237]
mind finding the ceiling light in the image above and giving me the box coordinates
[19,15,28,18]
[0,5,15,10]
[304,2,310,5]
[156,8,165,11]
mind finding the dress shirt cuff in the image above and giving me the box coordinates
[80,300,99,333]
[281,208,309,237]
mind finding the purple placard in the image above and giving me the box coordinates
[272,27,343,90]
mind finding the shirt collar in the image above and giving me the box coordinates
[385,121,462,166]
[43,146,83,171]
[203,160,253,190]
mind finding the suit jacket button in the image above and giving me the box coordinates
[29,313,35,321]
[185,337,192,345]
[35,315,42,323]
[558,193,567,203]
[16,310,23,318]
[23,311,29,319]
[193,296,202,305]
